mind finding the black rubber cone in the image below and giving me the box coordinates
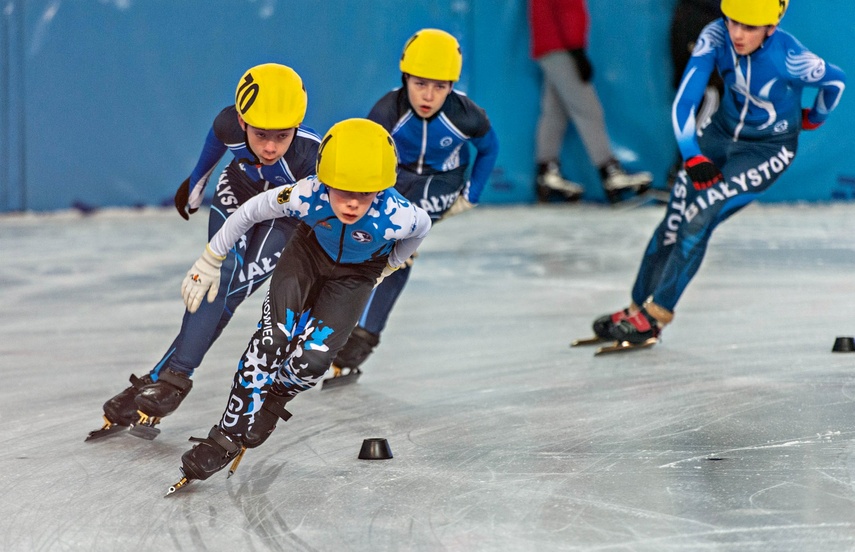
[832,336,855,352]
[358,438,393,460]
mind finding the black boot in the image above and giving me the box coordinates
[102,373,153,426]
[332,327,380,372]
[180,426,244,481]
[135,369,193,418]
[243,385,293,449]
[592,308,632,339]
[609,304,673,345]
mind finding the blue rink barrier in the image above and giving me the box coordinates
[0,0,851,211]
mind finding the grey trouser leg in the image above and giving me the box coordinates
[535,50,613,167]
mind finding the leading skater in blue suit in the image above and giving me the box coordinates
[591,0,845,346]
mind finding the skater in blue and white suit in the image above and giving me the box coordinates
[93,64,321,437]
[168,119,431,487]
[593,0,845,345]
[328,28,499,382]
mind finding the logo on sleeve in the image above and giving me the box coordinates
[277,186,293,204]
[351,230,373,243]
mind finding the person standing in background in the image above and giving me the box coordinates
[528,0,653,203]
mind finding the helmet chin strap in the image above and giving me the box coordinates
[236,129,263,167]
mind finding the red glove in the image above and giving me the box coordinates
[684,155,723,191]
[801,108,822,131]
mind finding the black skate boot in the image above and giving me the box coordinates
[86,373,153,442]
[609,303,673,345]
[166,426,244,496]
[322,327,380,390]
[573,305,640,347]
[129,369,193,440]
[536,161,583,203]
[592,308,633,340]
[243,384,293,449]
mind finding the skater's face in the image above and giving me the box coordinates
[725,19,776,55]
[405,75,452,119]
[238,115,296,165]
[327,187,378,225]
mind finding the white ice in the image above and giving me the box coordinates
[1,202,855,551]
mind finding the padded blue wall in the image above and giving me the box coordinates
[0,0,852,211]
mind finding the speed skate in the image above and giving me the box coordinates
[571,336,658,355]
[320,365,362,390]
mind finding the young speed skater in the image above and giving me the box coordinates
[88,63,321,441]
[587,0,845,351]
[324,28,499,386]
[166,118,431,493]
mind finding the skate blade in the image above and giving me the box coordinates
[227,448,247,479]
[594,337,658,355]
[571,336,609,347]
[128,411,162,440]
[129,423,162,440]
[612,188,669,210]
[85,418,129,442]
[165,476,191,497]
[320,370,362,390]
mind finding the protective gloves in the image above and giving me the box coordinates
[801,108,822,131]
[181,245,226,313]
[173,178,198,220]
[567,48,593,82]
[684,155,723,191]
[442,195,474,220]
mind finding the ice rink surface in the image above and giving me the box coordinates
[2,201,855,551]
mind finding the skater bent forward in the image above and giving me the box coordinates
[91,63,320,441]
[168,118,431,491]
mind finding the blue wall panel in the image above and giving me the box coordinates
[1,0,852,211]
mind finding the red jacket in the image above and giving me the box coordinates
[528,0,589,59]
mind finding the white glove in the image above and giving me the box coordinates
[375,263,399,288]
[442,195,474,220]
[181,245,226,313]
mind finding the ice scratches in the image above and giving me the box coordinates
[659,432,845,468]
[168,501,209,551]
[227,459,312,552]
[595,522,855,551]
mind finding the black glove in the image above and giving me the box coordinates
[173,177,198,221]
[568,48,593,82]
[684,155,723,191]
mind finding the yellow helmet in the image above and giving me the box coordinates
[316,119,398,192]
[399,28,462,82]
[721,0,788,26]
[235,63,307,129]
